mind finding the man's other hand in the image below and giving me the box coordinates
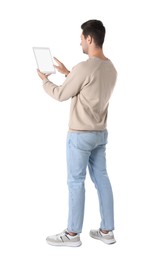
[53,57,70,76]
[37,69,51,80]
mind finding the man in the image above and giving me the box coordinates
[37,19,117,247]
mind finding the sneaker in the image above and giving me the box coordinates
[46,229,82,247]
[89,229,116,244]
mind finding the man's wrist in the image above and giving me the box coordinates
[65,71,70,77]
[43,78,49,84]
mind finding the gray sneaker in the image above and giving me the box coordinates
[89,229,116,244]
[46,229,82,247]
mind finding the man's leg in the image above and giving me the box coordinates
[66,132,91,234]
[88,131,114,231]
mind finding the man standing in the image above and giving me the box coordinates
[37,19,117,247]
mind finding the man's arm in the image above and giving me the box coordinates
[37,60,88,102]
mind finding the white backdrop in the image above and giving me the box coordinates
[0,0,168,259]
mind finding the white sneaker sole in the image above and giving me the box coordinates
[90,234,116,244]
[46,239,82,247]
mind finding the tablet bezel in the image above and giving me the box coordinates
[33,47,56,74]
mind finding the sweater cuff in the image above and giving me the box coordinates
[43,78,49,85]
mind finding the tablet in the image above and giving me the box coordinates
[33,47,56,74]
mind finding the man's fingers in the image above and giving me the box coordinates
[53,58,69,75]
[54,65,60,69]
[37,69,48,80]
[37,68,42,75]
[53,57,62,65]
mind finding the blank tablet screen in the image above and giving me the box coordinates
[33,47,56,74]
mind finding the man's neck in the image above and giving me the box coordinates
[88,48,108,60]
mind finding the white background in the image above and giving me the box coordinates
[0,0,168,259]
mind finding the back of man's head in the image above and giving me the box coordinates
[81,19,106,48]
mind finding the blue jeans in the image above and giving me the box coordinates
[66,130,114,233]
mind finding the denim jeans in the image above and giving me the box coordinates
[66,130,114,233]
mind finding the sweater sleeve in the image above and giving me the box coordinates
[43,62,88,102]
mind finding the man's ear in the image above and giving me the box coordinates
[87,35,92,44]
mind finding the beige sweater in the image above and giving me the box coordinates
[43,57,117,131]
